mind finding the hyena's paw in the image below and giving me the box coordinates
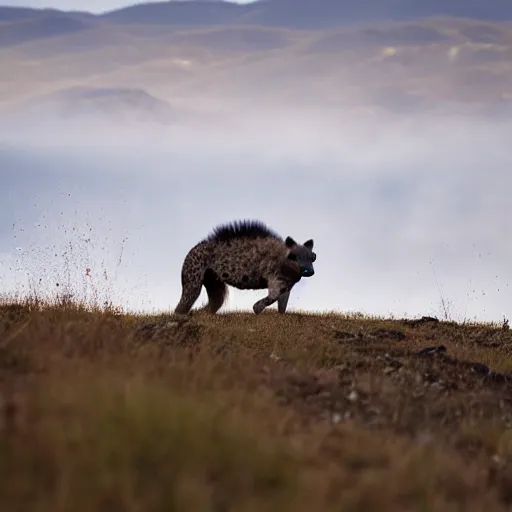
[253,300,266,315]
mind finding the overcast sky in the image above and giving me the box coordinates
[3,0,255,14]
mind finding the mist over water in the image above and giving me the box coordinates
[1,108,511,322]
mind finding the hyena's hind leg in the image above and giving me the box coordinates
[174,252,205,315]
[174,275,203,315]
[202,269,228,314]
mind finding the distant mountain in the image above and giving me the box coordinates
[237,0,512,28]
[0,6,93,22]
[5,86,191,125]
[100,0,512,28]
[1,0,511,39]
[101,0,250,26]
[0,6,55,22]
[1,1,511,115]
[0,12,95,47]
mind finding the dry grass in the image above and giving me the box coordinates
[1,298,512,511]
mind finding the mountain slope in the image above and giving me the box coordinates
[1,0,511,45]
[3,86,194,125]
[0,6,94,22]
[0,13,96,47]
[101,0,251,25]
[100,0,512,28]
[241,0,512,28]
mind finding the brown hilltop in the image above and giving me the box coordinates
[1,298,512,510]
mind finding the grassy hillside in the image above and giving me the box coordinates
[1,298,512,511]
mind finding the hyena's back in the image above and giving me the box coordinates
[208,237,285,290]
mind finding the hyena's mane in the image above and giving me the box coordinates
[205,220,283,244]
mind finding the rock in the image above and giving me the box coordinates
[430,381,446,391]
[348,390,358,402]
[404,316,440,327]
[270,351,280,361]
[416,345,447,357]
[331,413,343,424]
[370,328,407,340]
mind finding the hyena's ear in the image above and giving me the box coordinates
[285,236,297,248]
[303,239,314,250]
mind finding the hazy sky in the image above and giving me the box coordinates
[1,107,510,323]
[3,0,255,14]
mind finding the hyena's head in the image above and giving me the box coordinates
[284,236,316,277]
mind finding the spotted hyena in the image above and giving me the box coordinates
[174,220,316,315]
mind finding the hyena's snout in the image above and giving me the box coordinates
[301,265,315,277]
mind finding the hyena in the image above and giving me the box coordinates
[174,220,316,315]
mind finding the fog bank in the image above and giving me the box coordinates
[2,106,510,322]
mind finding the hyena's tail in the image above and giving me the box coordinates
[202,269,228,314]
[174,243,209,315]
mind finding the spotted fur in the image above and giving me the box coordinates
[174,219,316,315]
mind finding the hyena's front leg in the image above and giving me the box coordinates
[277,290,290,314]
[253,279,289,315]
